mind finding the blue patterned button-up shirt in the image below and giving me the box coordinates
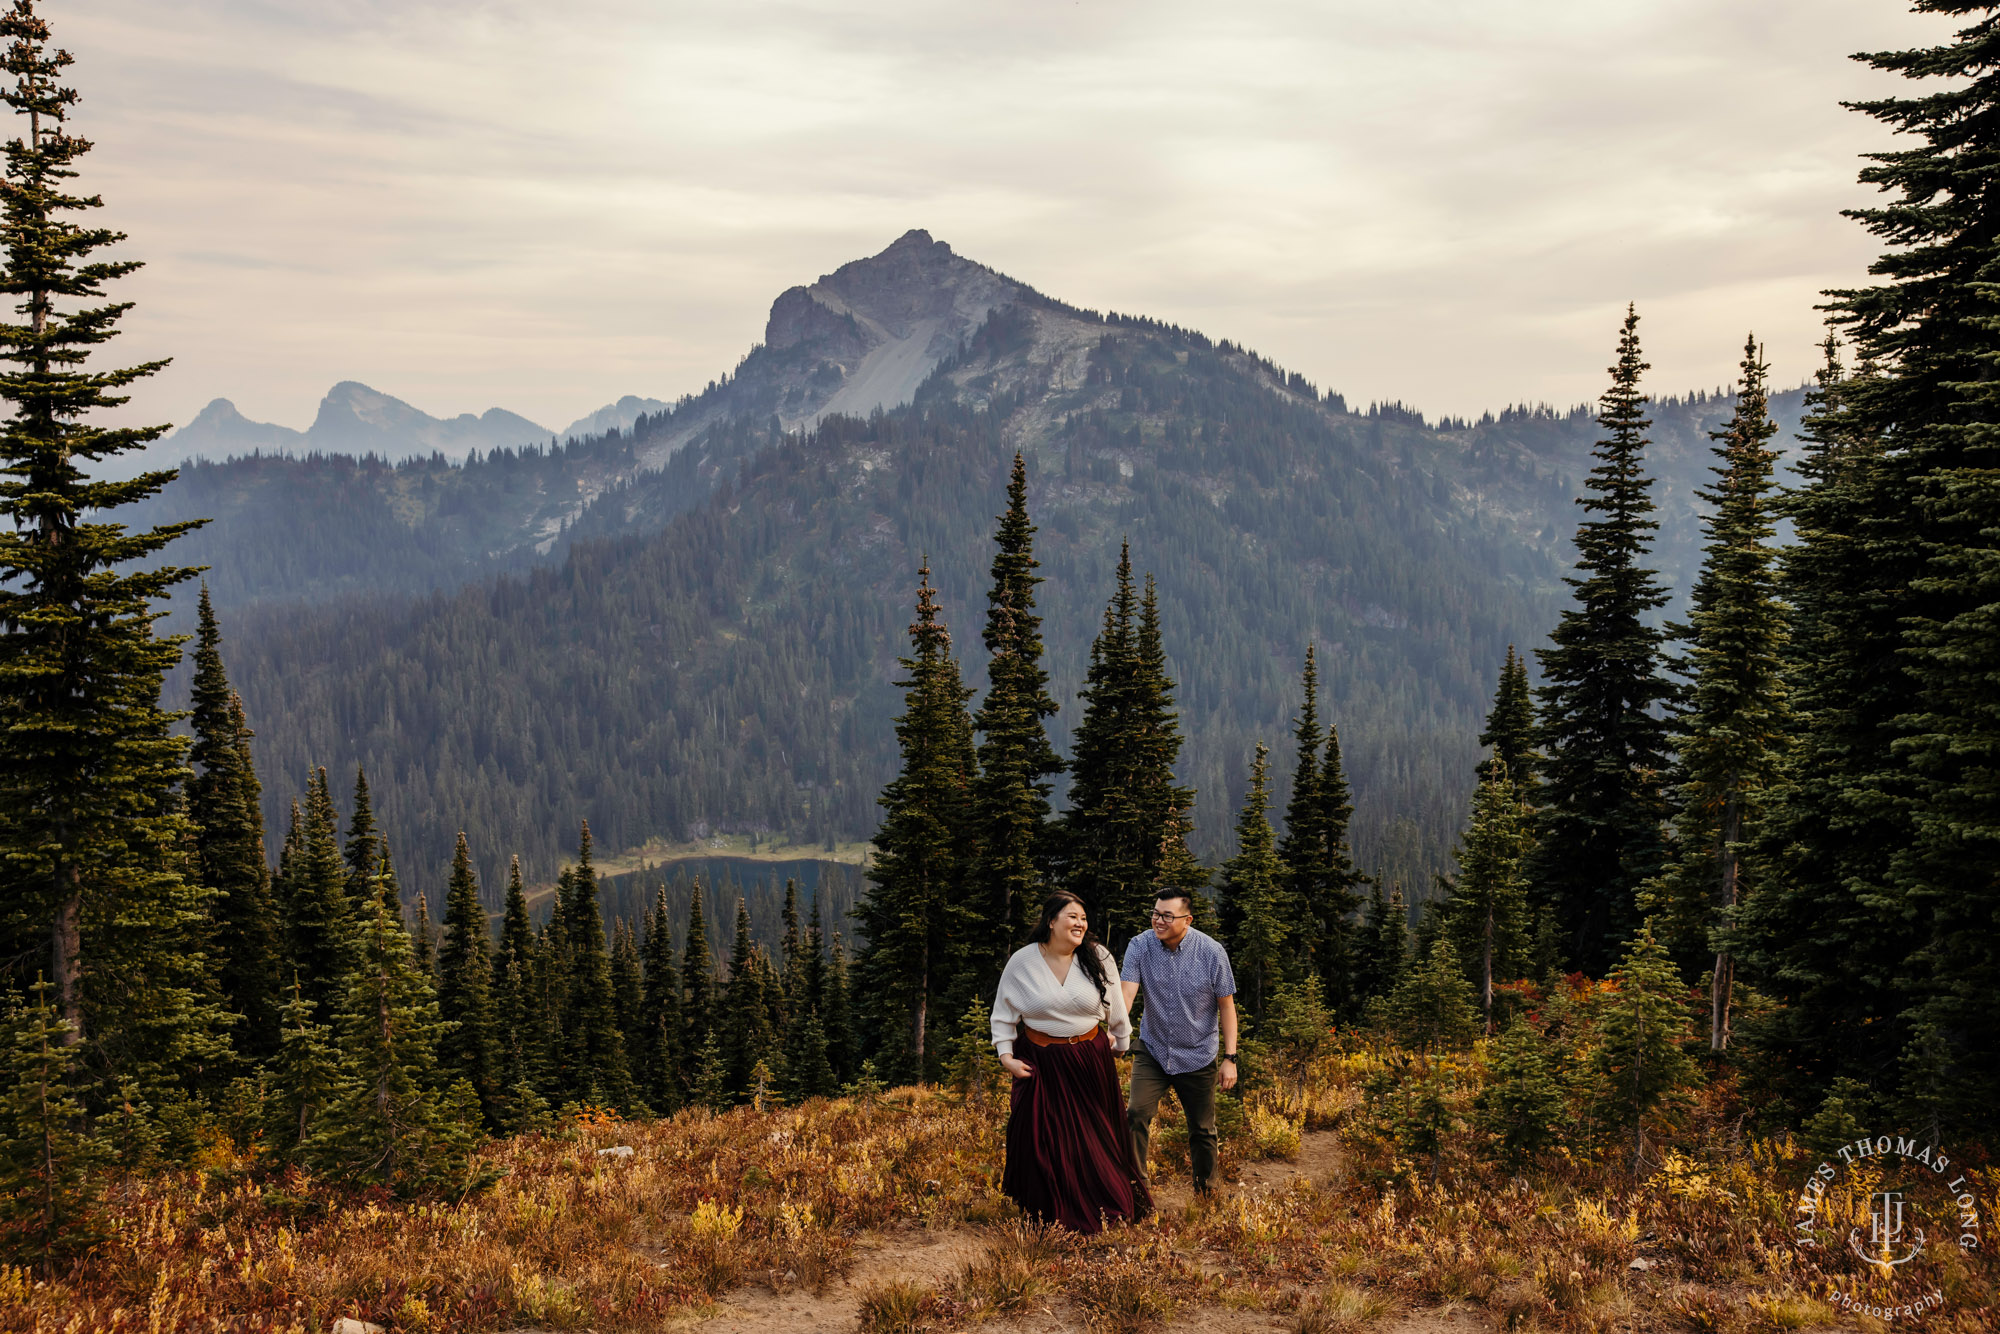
[1119,926,1236,1076]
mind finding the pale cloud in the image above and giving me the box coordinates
[62,0,1957,433]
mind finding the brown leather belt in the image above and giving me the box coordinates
[1023,1024,1101,1047]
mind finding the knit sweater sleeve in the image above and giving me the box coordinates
[990,948,1029,1057]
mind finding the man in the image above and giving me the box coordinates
[1120,887,1238,1195]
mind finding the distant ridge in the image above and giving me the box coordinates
[136,382,554,477]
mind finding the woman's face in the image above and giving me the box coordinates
[1052,901,1088,951]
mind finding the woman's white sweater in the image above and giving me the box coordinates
[989,942,1131,1057]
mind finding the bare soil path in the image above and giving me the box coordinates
[678,1131,1494,1334]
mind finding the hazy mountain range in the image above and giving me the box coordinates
[137,230,1806,907]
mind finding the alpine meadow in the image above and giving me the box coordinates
[0,1,1997,1333]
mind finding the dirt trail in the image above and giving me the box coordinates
[682,1131,1490,1334]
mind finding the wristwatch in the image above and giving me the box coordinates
[1221,1053,1237,1063]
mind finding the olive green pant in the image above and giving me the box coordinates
[1125,1046,1219,1192]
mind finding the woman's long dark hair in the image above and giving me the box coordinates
[1027,890,1110,1005]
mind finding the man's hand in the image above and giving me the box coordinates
[1219,1058,1238,1092]
[999,1053,1034,1080]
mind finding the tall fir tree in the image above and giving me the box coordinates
[310,880,476,1189]
[435,832,500,1127]
[1058,546,1202,945]
[281,769,350,1019]
[720,898,779,1099]
[777,879,804,1030]
[186,590,280,1060]
[1738,341,1899,1103]
[342,767,379,911]
[1273,648,1370,1012]
[1643,337,1789,1052]
[1531,306,1676,975]
[1745,9,2000,1137]
[680,878,715,1084]
[552,822,634,1110]
[856,563,978,1082]
[490,855,540,1104]
[824,929,857,1084]
[639,884,682,1113]
[0,0,224,1113]
[1271,645,1325,972]
[1215,743,1287,1019]
[1443,766,1533,1031]
[610,921,646,1105]
[1478,646,1539,796]
[411,891,436,981]
[968,454,1063,979]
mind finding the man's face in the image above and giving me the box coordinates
[1149,898,1192,947]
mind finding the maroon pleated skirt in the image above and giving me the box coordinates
[1002,1028,1151,1234]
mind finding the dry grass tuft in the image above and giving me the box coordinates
[1291,1280,1392,1334]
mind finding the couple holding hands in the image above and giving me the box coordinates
[989,887,1239,1233]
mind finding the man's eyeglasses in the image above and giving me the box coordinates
[1148,910,1190,924]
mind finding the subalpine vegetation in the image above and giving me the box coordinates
[2,0,1998,1330]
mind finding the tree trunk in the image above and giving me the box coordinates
[51,871,81,1045]
[1482,904,1495,1034]
[1711,792,1742,1052]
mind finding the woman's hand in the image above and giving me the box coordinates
[999,1053,1034,1080]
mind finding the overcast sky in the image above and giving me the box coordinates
[64,0,1956,435]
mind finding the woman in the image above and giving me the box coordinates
[991,891,1151,1233]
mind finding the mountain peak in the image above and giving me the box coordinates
[750,230,1023,427]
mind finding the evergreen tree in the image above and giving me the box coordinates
[778,878,804,1029]
[941,994,1005,1107]
[411,891,436,981]
[1444,765,1533,1031]
[721,898,778,1099]
[1215,743,1287,1019]
[1354,883,1411,1009]
[490,855,540,1106]
[1732,10,2000,1136]
[1737,340,1905,1106]
[1478,646,1538,796]
[967,454,1063,978]
[856,563,978,1081]
[0,0,221,1107]
[1591,925,1698,1177]
[680,878,715,1083]
[824,930,857,1083]
[1475,1015,1566,1171]
[639,884,683,1113]
[552,822,634,1110]
[342,767,379,911]
[1531,307,1676,975]
[266,978,335,1158]
[1057,547,1202,946]
[1643,337,1789,1052]
[1272,646,1325,974]
[309,886,475,1189]
[1295,690,1369,1010]
[610,921,646,1104]
[281,769,350,1019]
[692,1030,729,1113]
[435,832,500,1128]
[186,591,280,1059]
[1373,938,1482,1054]
[778,1001,836,1102]
[0,982,103,1273]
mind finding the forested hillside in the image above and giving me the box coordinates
[206,285,1804,906]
